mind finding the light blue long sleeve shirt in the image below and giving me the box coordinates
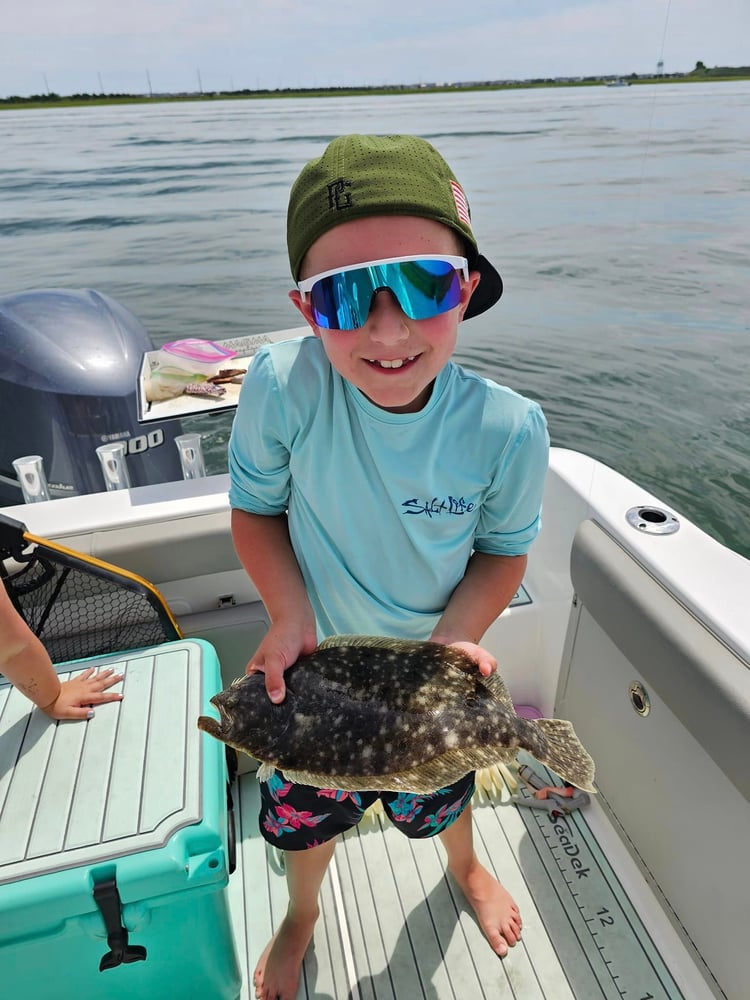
[228,336,549,640]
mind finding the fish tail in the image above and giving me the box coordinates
[533,718,596,792]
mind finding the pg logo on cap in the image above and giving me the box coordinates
[327,178,352,211]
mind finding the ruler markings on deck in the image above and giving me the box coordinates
[514,757,683,1000]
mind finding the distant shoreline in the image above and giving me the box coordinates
[2,72,749,111]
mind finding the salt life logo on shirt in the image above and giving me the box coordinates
[402,496,476,518]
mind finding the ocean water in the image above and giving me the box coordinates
[1,84,748,556]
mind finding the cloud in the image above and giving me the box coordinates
[1,0,747,97]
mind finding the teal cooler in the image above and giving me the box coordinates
[0,639,242,1000]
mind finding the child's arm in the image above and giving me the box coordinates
[429,552,527,676]
[0,584,123,720]
[231,508,318,702]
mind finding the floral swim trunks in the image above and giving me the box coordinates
[259,769,476,850]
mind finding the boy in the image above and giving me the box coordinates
[228,134,549,1000]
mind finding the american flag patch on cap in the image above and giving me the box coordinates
[450,180,472,228]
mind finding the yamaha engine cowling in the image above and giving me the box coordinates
[0,289,184,506]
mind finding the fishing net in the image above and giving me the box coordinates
[0,515,180,664]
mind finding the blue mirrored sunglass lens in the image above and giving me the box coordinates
[309,259,462,331]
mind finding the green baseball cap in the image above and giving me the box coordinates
[287,134,503,320]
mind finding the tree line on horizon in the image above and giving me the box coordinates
[2,61,748,105]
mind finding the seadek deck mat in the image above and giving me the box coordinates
[229,763,688,1000]
[504,759,684,1000]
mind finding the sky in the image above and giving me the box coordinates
[1,0,748,98]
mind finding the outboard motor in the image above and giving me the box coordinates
[0,289,184,506]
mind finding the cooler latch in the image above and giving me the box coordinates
[93,876,148,971]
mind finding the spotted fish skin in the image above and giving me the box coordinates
[197,635,595,794]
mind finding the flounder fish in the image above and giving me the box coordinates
[197,635,595,795]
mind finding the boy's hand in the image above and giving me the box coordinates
[246,619,318,703]
[431,637,498,678]
[44,667,124,721]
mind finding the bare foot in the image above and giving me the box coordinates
[450,858,522,957]
[253,907,318,1000]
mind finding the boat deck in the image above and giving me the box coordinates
[228,759,706,1000]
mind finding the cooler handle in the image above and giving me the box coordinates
[93,876,148,971]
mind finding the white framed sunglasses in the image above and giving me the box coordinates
[297,254,469,331]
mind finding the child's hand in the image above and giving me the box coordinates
[246,619,318,704]
[432,638,498,678]
[43,667,124,721]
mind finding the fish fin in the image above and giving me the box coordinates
[279,746,517,796]
[276,767,379,791]
[316,634,426,653]
[473,763,519,802]
[279,766,448,793]
[477,671,515,710]
[256,761,276,783]
[532,719,596,793]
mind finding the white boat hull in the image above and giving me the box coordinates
[2,425,748,999]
